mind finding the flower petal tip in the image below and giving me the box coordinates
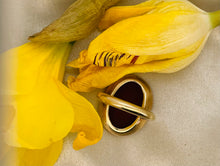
[72,132,102,150]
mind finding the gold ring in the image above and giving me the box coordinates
[98,92,154,119]
[98,75,154,136]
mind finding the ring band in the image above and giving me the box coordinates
[98,92,154,119]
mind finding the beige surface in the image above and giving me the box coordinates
[1,0,220,166]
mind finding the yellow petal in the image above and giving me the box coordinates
[99,0,206,31]
[56,81,103,150]
[68,33,208,92]
[5,79,74,149]
[90,13,210,62]
[209,10,220,28]
[2,42,103,150]
[70,34,206,68]
[0,42,70,95]
[2,140,63,166]
[67,0,214,92]
[2,43,74,149]
[98,0,162,30]
[77,0,211,69]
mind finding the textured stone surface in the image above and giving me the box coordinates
[1,0,220,166]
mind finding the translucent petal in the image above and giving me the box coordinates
[56,81,103,150]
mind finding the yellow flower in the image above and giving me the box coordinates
[1,0,126,165]
[68,0,220,92]
[0,42,102,165]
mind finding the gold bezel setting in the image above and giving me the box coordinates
[98,75,154,136]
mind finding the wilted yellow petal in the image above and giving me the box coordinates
[56,81,103,150]
[67,0,220,92]
[2,140,63,166]
[68,34,208,92]
[73,0,213,70]
[29,0,121,42]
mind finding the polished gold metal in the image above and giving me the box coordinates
[98,75,153,136]
[98,93,154,119]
